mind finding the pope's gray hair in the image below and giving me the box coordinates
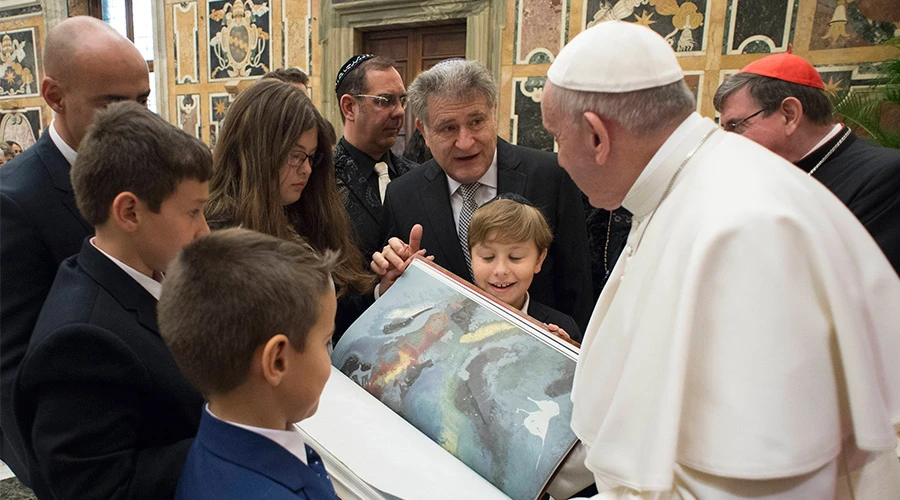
[548,80,696,137]
[408,60,498,126]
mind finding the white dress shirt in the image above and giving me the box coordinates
[90,238,162,300]
[446,150,499,231]
[48,119,77,166]
[206,405,309,465]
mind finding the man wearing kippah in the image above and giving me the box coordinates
[333,54,417,262]
[715,52,900,276]
[542,21,900,499]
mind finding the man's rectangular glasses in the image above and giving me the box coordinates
[354,94,408,109]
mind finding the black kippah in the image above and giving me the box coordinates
[484,192,535,207]
[335,54,375,96]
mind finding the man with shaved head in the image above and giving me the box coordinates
[0,16,150,486]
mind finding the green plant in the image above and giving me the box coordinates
[830,37,900,149]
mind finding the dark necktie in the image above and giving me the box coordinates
[305,444,330,481]
[457,182,480,276]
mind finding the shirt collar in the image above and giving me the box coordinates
[48,119,77,166]
[205,404,308,465]
[622,112,714,220]
[519,292,530,315]
[800,123,844,161]
[339,137,393,174]
[90,238,163,300]
[446,148,499,195]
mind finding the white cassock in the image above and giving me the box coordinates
[571,113,900,499]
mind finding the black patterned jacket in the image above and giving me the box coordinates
[334,138,417,261]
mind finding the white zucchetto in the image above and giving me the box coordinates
[548,21,684,93]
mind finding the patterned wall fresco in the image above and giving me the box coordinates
[177,93,202,138]
[586,0,710,55]
[502,0,899,151]
[1,106,41,148]
[162,0,314,146]
[152,0,898,151]
[173,1,200,84]
[0,8,48,149]
[207,0,271,80]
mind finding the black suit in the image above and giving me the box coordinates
[13,239,203,500]
[334,138,416,260]
[382,138,593,329]
[0,131,93,483]
[528,300,582,343]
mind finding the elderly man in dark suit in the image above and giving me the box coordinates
[333,55,417,261]
[373,60,593,329]
[0,16,151,484]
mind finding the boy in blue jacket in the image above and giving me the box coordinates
[159,228,340,500]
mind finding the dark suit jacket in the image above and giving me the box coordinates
[13,239,203,500]
[528,300,582,343]
[334,138,416,261]
[382,138,593,329]
[0,131,93,483]
[796,128,900,276]
[176,411,339,500]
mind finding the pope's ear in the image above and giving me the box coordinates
[582,112,610,165]
[780,97,804,136]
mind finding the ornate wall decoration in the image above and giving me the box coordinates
[584,0,710,55]
[723,0,798,54]
[208,93,235,147]
[0,28,38,99]
[208,0,271,81]
[816,62,881,100]
[510,76,555,152]
[810,0,896,50]
[173,2,200,84]
[515,0,569,64]
[177,94,202,139]
[0,106,40,148]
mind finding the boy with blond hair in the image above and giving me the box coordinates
[159,228,340,500]
[467,193,581,342]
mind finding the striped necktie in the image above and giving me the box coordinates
[457,182,480,276]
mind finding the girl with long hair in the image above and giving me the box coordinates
[207,80,375,334]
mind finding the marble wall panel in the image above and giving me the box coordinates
[810,0,897,51]
[510,76,554,152]
[584,0,710,55]
[174,2,200,84]
[0,27,38,99]
[208,0,272,81]
[209,92,235,147]
[0,106,40,148]
[515,0,568,64]
[684,71,704,112]
[177,94,202,139]
[282,0,311,72]
[816,62,881,99]
[723,0,798,54]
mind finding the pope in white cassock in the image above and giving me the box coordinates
[541,21,900,499]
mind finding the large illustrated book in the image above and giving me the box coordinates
[296,257,579,500]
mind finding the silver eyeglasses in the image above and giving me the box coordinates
[353,94,408,109]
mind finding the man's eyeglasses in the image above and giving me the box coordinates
[286,149,313,168]
[354,94,408,109]
[722,109,766,134]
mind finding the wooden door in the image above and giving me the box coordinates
[362,22,467,155]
